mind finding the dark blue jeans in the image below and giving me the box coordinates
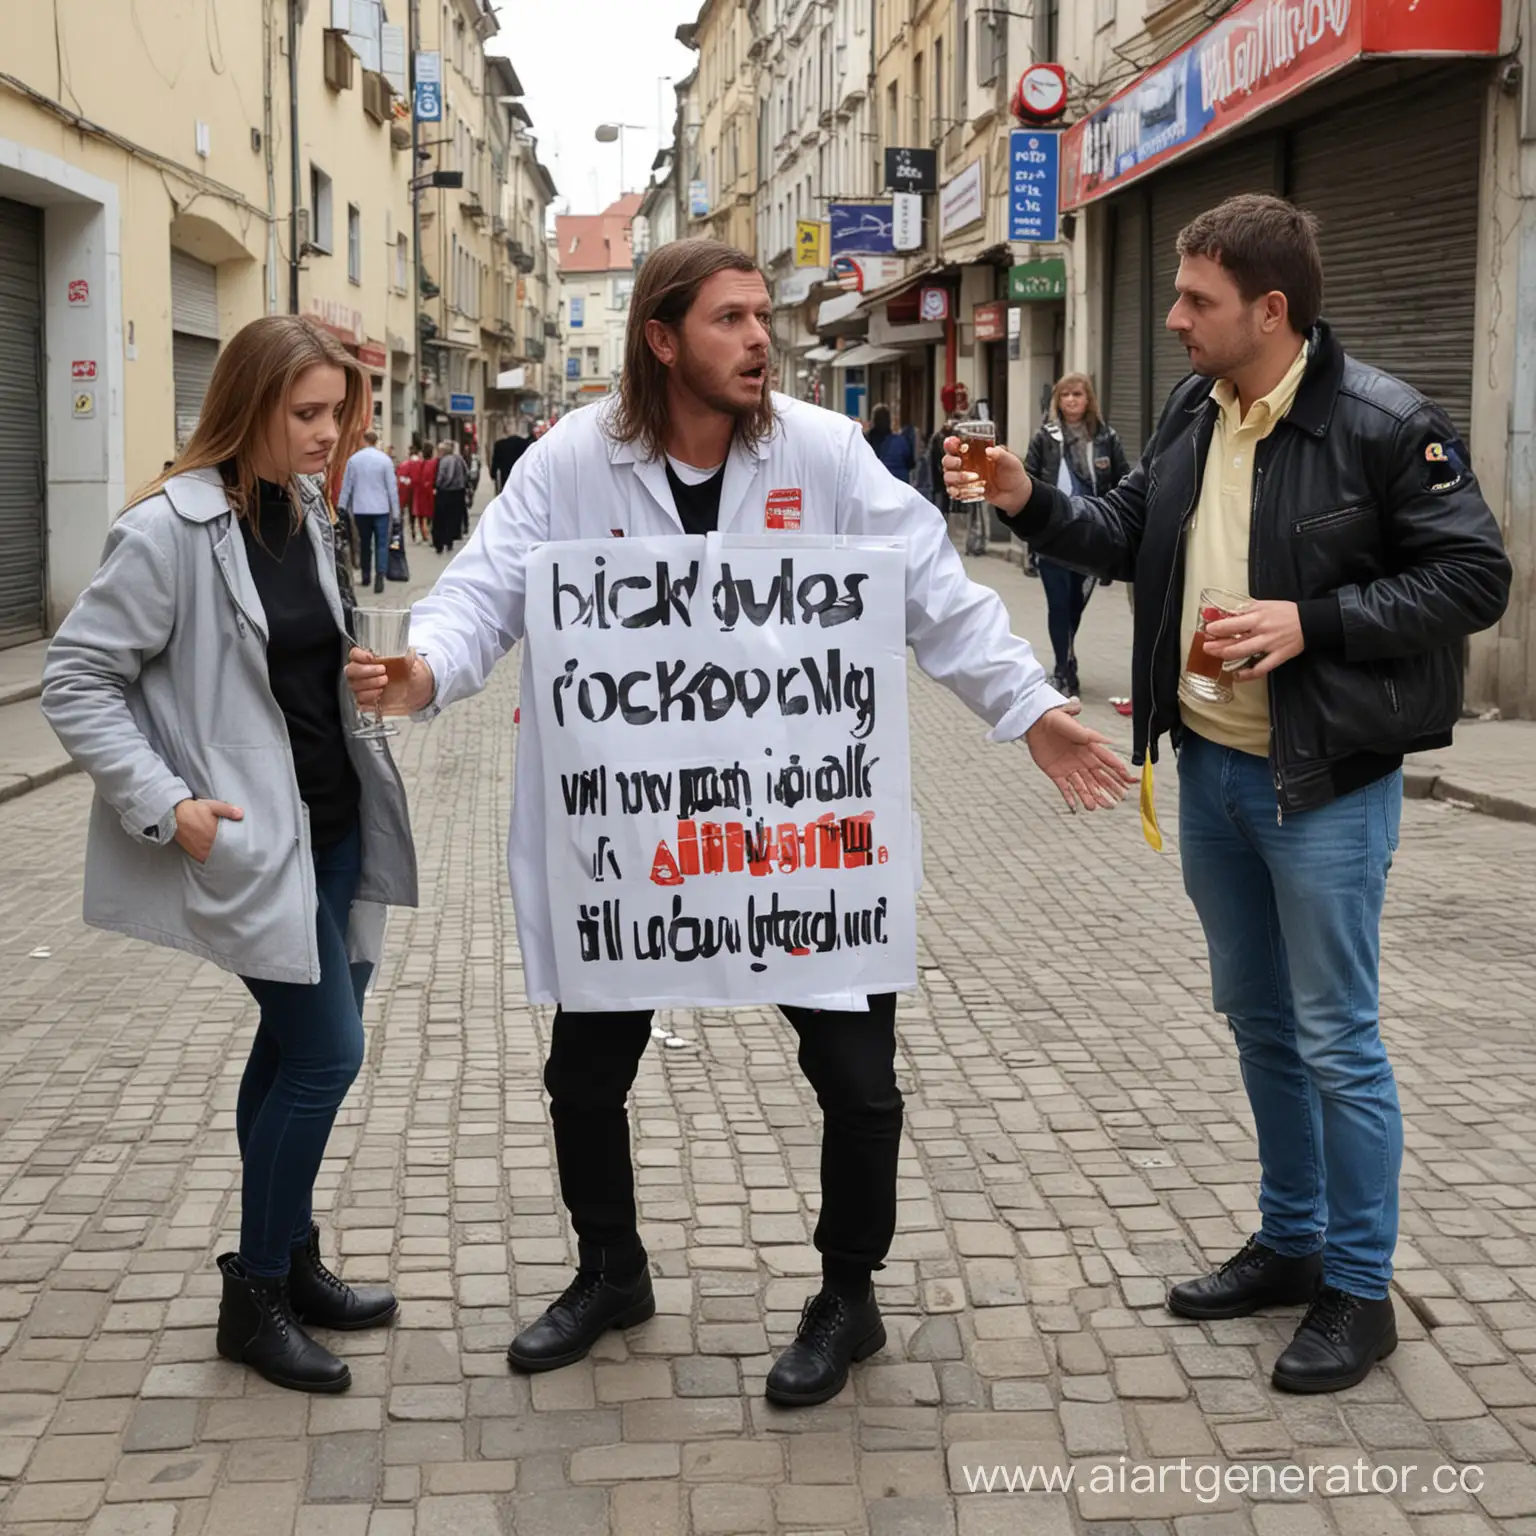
[236,822,371,1275]
[1178,731,1404,1298]
[1038,558,1090,678]
[354,512,391,585]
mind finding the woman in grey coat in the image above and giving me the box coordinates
[42,316,417,1395]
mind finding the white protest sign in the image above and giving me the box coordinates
[522,534,917,1011]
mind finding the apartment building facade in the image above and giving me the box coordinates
[0,0,419,643]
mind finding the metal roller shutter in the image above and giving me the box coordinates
[171,250,220,450]
[1104,194,1146,449]
[0,198,46,646]
[170,249,219,338]
[1289,70,1483,437]
[1149,136,1278,409]
[173,334,221,450]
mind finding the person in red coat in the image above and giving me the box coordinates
[397,446,425,542]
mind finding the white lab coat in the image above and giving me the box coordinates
[409,392,1065,1006]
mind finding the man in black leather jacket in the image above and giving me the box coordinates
[948,194,1510,1394]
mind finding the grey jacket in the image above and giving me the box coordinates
[41,468,417,984]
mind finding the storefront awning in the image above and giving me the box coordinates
[815,291,864,328]
[830,344,902,369]
[1060,0,1502,209]
[803,345,838,364]
[857,265,942,313]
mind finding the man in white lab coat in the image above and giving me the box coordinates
[349,239,1132,1406]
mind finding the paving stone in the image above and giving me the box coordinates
[867,1495,958,1535]
[84,1507,178,1536]
[611,1483,682,1536]
[27,1431,121,1481]
[306,1433,381,1502]
[510,1488,609,1536]
[122,1400,199,1453]
[690,1483,774,1534]
[415,1493,505,1536]
[105,1450,223,1502]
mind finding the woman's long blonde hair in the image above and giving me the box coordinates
[1049,372,1103,435]
[133,315,371,524]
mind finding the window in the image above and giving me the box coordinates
[1034,0,1060,53]
[886,81,899,149]
[956,0,968,110]
[309,165,333,253]
[586,346,600,373]
[451,233,459,311]
[934,38,944,140]
[347,205,361,284]
[396,233,409,293]
[912,56,924,144]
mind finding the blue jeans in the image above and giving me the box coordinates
[236,822,372,1275]
[1178,730,1403,1299]
[354,513,391,585]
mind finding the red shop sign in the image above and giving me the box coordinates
[973,301,1008,343]
[1060,0,1502,209]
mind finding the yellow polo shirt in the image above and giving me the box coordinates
[1178,342,1309,757]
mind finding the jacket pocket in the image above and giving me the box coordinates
[1289,499,1384,598]
[1292,500,1375,536]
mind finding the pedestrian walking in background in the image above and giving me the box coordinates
[433,438,468,553]
[865,403,917,483]
[491,426,531,494]
[397,443,424,542]
[41,314,418,1395]
[338,429,400,595]
[348,238,1131,1410]
[1022,374,1131,702]
[947,193,1510,1392]
[415,442,438,544]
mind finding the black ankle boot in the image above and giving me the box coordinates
[506,1263,655,1373]
[1167,1236,1323,1320]
[1273,1287,1397,1393]
[764,1287,885,1407]
[288,1224,398,1332]
[373,572,385,594]
[215,1253,351,1394]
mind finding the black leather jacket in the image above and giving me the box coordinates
[1023,419,1131,498]
[1001,322,1511,815]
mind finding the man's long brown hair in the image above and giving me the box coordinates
[132,315,370,527]
[608,239,776,459]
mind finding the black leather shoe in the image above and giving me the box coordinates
[373,573,386,594]
[288,1224,398,1332]
[506,1265,655,1373]
[764,1288,885,1407]
[1273,1287,1397,1393]
[1167,1236,1323,1320]
[215,1253,350,1394]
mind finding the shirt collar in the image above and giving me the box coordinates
[1214,339,1310,429]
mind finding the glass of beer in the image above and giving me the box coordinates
[1179,588,1254,706]
[352,605,414,739]
[951,420,997,503]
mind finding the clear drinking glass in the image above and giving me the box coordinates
[1179,587,1254,706]
[950,420,997,503]
[352,606,414,740]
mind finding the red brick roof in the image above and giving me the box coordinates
[556,194,644,273]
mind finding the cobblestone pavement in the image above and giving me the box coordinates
[1,530,1534,1536]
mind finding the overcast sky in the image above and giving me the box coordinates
[486,0,697,218]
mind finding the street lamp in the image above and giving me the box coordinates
[595,122,648,198]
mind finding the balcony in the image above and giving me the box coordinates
[543,318,559,339]
[492,213,507,235]
[526,337,546,361]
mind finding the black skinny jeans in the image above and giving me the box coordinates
[544,996,902,1282]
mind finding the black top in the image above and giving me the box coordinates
[665,461,726,535]
[240,479,360,847]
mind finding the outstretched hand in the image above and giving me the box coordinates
[1024,706,1136,812]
